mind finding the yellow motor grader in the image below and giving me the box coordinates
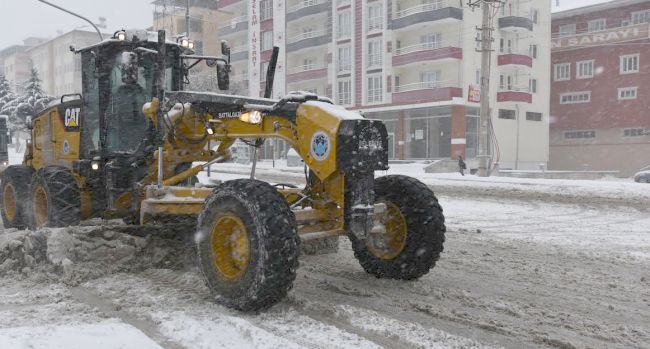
[0,30,445,311]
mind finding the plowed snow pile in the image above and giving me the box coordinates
[0,225,192,284]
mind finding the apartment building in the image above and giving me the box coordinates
[550,0,650,176]
[27,30,104,97]
[0,38,47,94]
[219,0,552,166]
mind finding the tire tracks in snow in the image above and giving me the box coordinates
[69,285,188,349]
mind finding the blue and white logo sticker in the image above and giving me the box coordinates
[310,131,330,161]
[62,139,70,154]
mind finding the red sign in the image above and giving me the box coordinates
[468,84,480,103]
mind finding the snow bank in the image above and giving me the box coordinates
[0,226,192,284]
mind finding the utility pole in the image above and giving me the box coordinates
[186,0,191,37]
[470,0,502,177]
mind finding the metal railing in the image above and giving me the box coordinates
[287,63,326,74]
[394,80,455,93]
[498,85,530,93]
[219,15,247,31]
[288,0,324,13]
[394,41,457,55]
[287,28,327,43]
[395,1,449,19]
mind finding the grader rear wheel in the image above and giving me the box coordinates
[350,175,446,280]
[0,166,34,229]
[196,179,300,311]
[28,166,81,229]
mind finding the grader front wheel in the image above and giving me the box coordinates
[350,175,446,280]
[196,179,300,311]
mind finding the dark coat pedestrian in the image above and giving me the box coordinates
[458,155,466,176]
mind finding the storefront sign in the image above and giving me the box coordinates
[552,23,650,51]
[248,0,260,97]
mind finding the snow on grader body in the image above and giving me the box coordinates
[0,30,446,311]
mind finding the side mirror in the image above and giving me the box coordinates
[26,116,33,130]
[221,41,231,56]
[216,61,230,91]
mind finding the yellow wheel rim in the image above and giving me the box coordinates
[33,185,49,228]
[211,214,251,280]
[367,201,408,260]
[3,183,17,221]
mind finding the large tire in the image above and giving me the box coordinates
[29,166,81,229]
[196,179,300,311]
[349,175,445,280]
[0,165,34,229]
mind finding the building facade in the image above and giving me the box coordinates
[217,0,551,167]
[28,30,104,97]
[0,37,47,94]
[550,0,650,176]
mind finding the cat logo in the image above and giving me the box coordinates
[65,108,80,127]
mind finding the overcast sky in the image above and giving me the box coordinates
[0,0,617,50]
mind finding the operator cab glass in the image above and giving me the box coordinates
[79,41,182,158]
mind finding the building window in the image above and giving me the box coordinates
[260,0,273,21]
[367,75,383,103]
[623,128,647,137]
[420,70,441,88]
[554,63,570,81]
[618,87,638,100]
[337,46,351,72]
[576,60,594,79]
[632,10,650,24]
[526,112,542,121]
[560,91,591,104]
[530,9,539,24]
[587,19,606,32]
[367,3,383,32]
[559,24,576,37]
[260,61,269,79]
[529,78,537,93]
[367,40,383,68]
[420,32,442,49]
[302,57,316,70]
[261,30,273,51]
[529,44,538,59]
[564,130,596,139]
[498,109,516,120]
[337,11,351,38]
[620,54,639,74]
[337,79,351,105]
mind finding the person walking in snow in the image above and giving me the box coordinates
[458,155,466,176]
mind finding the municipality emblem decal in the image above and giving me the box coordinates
[310,131,330,161]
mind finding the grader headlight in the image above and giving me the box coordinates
[239,110,262,124]
[91,161,100,171]
[114,30,127,41]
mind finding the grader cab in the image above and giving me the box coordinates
[0,30,446,311]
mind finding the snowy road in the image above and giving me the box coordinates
[1,185,649,348]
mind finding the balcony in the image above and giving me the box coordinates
[286,63,328,83]
[392,2,462,31]
[286,29,331,52]
[498,16,533,32]
[218,16,248,36]
[497,51,532,68]
[230,45,249,62]
[393,81,462,104]
[393,42,462,67]
[497,87,532,103]
[218,0,245,10]
[287,0,330,22]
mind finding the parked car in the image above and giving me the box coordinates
[634,170,650,183]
